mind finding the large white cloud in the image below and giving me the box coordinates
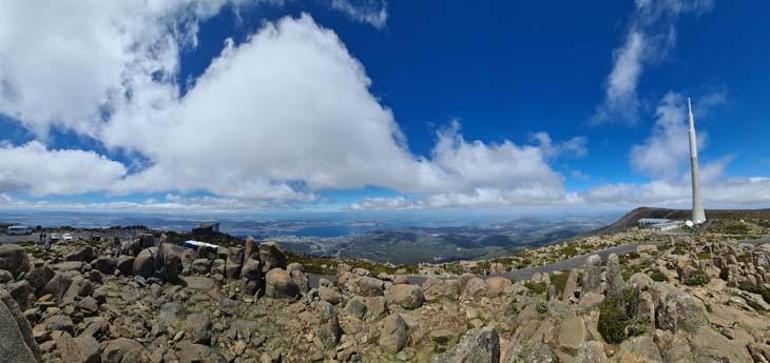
[592,0,714,124]
[102,17,575,203]
[0,8,577,207]
[0,141,126,196]
[0,0,388,140]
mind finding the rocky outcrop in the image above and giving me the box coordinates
[102,338,146,363]
[132,247,157,278]
[317,301,342,348]
[581,254,602,293]
[0,244,31,278]
[0,287,41,363]
[258,242,287,273]
[423,277,460,302]
[434,326,500,363]
[265,268,298,299]
[65,245,96,262]
[385,284,424,309]
[379,313,408,354]
[186,312,213,345]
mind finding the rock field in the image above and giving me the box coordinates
[3,229,770,362]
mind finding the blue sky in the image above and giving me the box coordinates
[0,0,768,214]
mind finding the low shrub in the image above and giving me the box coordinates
[598,289,647,344]
[524,281,548,295]
[549,270,570,296]
[648,269,669,282]
[536,302,549,314]
[683,270,711,286]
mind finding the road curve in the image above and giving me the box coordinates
[310,241,652,288]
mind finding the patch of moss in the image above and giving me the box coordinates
[524,281,548,295]
[598,289,647,344]
[683,270,711,286]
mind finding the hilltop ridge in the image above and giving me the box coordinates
[591,206,770,235]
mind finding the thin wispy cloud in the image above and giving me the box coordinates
[329,0,388,29]
[592,0,715,125]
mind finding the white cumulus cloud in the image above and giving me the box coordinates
[0,141,126,196]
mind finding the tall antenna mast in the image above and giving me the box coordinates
[688,97,706,224]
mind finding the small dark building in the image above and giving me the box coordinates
[192,222,220,236]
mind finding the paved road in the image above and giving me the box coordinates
[403,242,647,285]
[499,242,643,280]
[0,231,95,245]
[309,241,656,288]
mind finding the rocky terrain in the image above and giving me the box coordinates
[3,222,770,362]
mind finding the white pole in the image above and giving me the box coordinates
[687,98,707,224]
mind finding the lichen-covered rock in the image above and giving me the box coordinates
[175,341,226,363]
[346,296,367,320]
[191,258,211,274]
[582,254,602,293]
[651,282,708,333]
[462,277,489,299]
[557,315,585,353]
[0,244,30,278]
[351,276,385,297]
[57,334,99,363]
[258,242,287,273]
[290,269,310,295]
[7,280,33,310]
[561,269,580,302]
[486,276,512,297]
[606,253,624,296]
[224,247,243,279]
[379,313,408,354]
[93,256,116,274]
[502,341,556,363]
[316,301,341,348]
[44,272,73,305]
[132,247,157,278]
[102,338,146,363]
[574,341,609,363]
[0,287,42,363]
[423,277,460,302]
[385,284,424,309]
[26,263,54,295]
[615,335,662,363]
[434,326,500,363]
[116,255,134,275]
[318,287,342,305]
[186,312,212,345]
[265,268,298,299]
[66,245,96,262]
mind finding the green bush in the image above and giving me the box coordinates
[549,271,570,296]
[648,269,669,282]
[671,245,687,255]
[598,289,647,344]
[683,270,711,286]
[738,282,770,304]
[536,302,549,314]
[524,281,548,295]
